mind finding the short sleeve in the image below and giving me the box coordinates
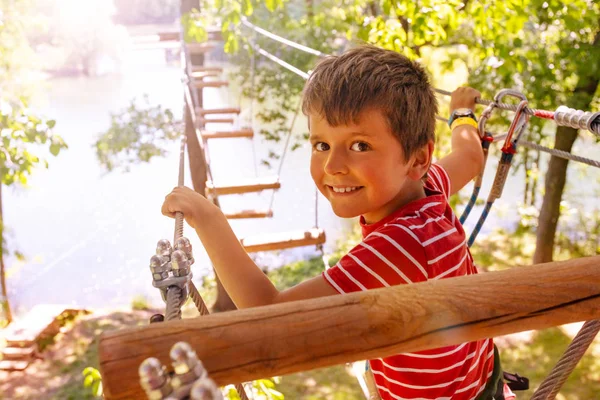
[426,163,451,199]
[323,224,429,294]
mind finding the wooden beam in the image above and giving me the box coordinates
[197,107,241,116]
[242,228,325,252]
[99,255,600,399]
[201,129,253,140]
[191,66,223,74]
[194,80,229,89]
[206,176,280,195]
[224,209,274,219]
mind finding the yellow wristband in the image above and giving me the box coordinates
[450,117,478,131]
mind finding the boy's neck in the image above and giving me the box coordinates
[362,181,427,225]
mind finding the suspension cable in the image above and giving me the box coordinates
[240,20,600,137]
[241,17,326,58]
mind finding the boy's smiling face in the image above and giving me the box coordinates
[309,108,429,224]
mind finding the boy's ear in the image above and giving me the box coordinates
[408,140,434,181]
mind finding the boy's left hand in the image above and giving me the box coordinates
[449,86,481,113]
[161,186,218,230]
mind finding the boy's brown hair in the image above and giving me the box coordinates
[302,45,438,161]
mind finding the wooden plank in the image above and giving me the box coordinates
[1,346,35,361]
[194,80,229,89]
[0,360,30,371]
[200,117,235,124]
[242,228,325,252]
[201,129,253,140]
[187,43,216,54]
[224,209,273,220]
[4,305,68,346]
[206,176,280,196]
[197,107,241,116]
[191,71,221,79]
[191,66,223,74]
[99,255,600,399]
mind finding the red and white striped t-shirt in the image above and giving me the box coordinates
[323,163,494,400]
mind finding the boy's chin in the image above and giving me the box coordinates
[332,208,361,219]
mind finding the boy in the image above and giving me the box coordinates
[162,45,503,399]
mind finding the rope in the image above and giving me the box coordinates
[174,134,186,244]
[531,320,600,400]
[241,17,325,57]
[268,98,303,212]
[189,281,210,316]
[165,286,183,321]
[240,21,600,137]
[519,140,600,168]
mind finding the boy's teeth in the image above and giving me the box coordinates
[332,186,359,193]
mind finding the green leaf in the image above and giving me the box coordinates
[49,143,61,156]
[46,119,56,129]
[265,0,276,12]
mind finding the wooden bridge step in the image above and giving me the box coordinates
[200,117,235,125]
[242,228,326,253]
[186,43,216,54]
[198,107,241,116]
[1,346,35,361]
[0,360,30,371]
[201,129,253,140]
[191,66,223,74]
[191,71,221,79]
[206,176,280,196]
[194,80,229,89]
[225,209,274,220]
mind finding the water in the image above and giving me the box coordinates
[6,46,600,315]
[5,46,349,314]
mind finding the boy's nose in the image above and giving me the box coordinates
[324,150,349,175]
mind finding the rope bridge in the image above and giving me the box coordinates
[99,17,600,400]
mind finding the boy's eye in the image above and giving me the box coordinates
[314,142,330,151]
[350,141,370,152]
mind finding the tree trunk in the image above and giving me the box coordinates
[0,184,13,324]
[534,32,600,263]
[180,0,236,312]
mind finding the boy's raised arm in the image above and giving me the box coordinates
[161,187,337,309]
[437,87,485,196]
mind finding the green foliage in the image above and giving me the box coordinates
[0,98,66,185]
[225,378,284,399]
[131,295,151,311]
[268,256,328,290]
[94,95,180,172]
[82,367,103,398]
[182,9,209,43]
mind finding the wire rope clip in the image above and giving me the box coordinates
[170,342,208,389]
[139,342,224,400]
[139,357,173,400]
[149,238,195,303]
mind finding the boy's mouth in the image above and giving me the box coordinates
[327,185,363,194]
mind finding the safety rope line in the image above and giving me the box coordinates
[531,320,600,400]
[240,20,600,137]
[241,17,326,57]
[267,97,303,212]
[519,140,600,168]
[467,98,530,246]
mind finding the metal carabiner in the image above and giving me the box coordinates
[467,91,530,247]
